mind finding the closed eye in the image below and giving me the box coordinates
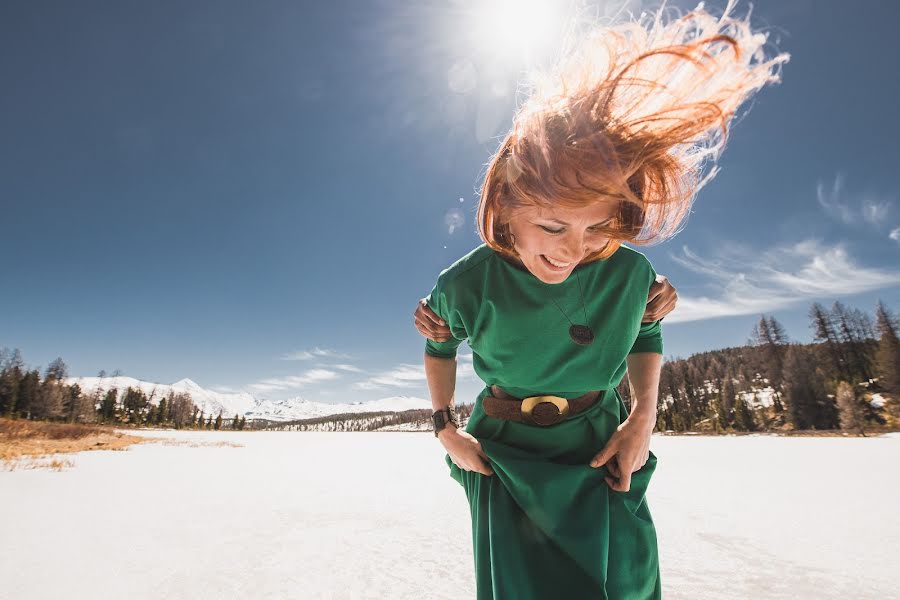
[539,225,564,234]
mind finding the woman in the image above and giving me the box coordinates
[420,4,788,598]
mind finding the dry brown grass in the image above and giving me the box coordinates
[0,417,147,471]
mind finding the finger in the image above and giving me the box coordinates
[414,318,450,342]
[604,476,624,491]
[414,313,438,331]
[618,469,632,492]
[607,458,621,478]
[418,299,445,326]
[476,454,494,476]
[590,442,616,468]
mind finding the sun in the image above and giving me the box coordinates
[469,0,569,66]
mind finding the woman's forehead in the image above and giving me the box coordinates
[517,202,618,223]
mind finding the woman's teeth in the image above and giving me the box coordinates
[544,256,570,268]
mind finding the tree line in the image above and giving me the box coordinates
[3,299,897,435]
[616,300,900,435]
[271,404,476,432]
[0,354,247,431]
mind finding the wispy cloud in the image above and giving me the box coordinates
[281,347,352,361]
[817,175,855,225]
[211,385,240,394]
[352,353,478,391]
[817,173,894,229]
[666,240,900,323]
[248,369,339,393]
[862,198,891,225]
[352,364,425,390]
[457,352,477,380]
[445,208,464,235]
[328,363,364,373]
[890,228,900,243]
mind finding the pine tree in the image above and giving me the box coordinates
[100,389,118,423]
[35,376,66,421]
[720,371,736,429]
[751,315,789,412]
[836,381,863,434]
[44,357,68,382]
[732,394,756,432]
[832,302,874,382]
[156,398,167,426]
[0,349,24,417]
[811,302,847,379]
[784,344,820,430]
[214,411,223,431]
[875,301,900,395]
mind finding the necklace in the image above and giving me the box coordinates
[548,270,595,346]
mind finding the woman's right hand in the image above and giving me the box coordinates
[414,299,452,342]
[439,426,494,476]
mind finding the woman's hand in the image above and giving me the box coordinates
[439,425,494,476]
[414,298,451,342]
[588,417,654,492]
[642,275,678,323]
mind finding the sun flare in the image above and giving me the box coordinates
[470,0,568,65]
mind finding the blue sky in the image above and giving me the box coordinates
[2,0,899,405]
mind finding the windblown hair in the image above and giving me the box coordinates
[478,0,790,262]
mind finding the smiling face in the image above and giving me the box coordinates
[505,202,618,284]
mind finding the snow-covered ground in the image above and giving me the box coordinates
[1,431,898,599]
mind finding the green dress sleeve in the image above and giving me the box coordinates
[423,277,466,359]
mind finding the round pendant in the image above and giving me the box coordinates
[569,324,594,346]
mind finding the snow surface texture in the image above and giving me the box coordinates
[67,376,429,422]
[2,432,898,599]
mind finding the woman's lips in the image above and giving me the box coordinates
[541,255,571,271]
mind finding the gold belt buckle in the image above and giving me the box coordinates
[521,395,570,426]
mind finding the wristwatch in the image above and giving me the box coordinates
[432,405,459,437]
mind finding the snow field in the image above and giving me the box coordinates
[1,430,897,599]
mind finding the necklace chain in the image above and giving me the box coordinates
[549,270,589,326]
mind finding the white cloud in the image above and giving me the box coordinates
[248,369,339,393]
[352,354,478,391]
[816,174,854,225]
[281,347,352,361]
[817,173,894,229]
[444,208,464,235]
[890,228,900,242]
[456,352,477,380]
[329,363,364,373]
[665,240,900,323]
[862,198,891,225]
[211,386,240,394]
[352,364,425,390]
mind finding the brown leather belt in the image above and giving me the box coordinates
[482,385,603,427]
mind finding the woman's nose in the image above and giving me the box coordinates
[560,231,585,261]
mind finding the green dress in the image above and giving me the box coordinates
[425,244,663,600]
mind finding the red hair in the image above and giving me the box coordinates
[477,1,789,263]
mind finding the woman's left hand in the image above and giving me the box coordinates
[642,275,677,323]
[588,417,653,492]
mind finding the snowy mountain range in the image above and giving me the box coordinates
[66,376,430,422]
